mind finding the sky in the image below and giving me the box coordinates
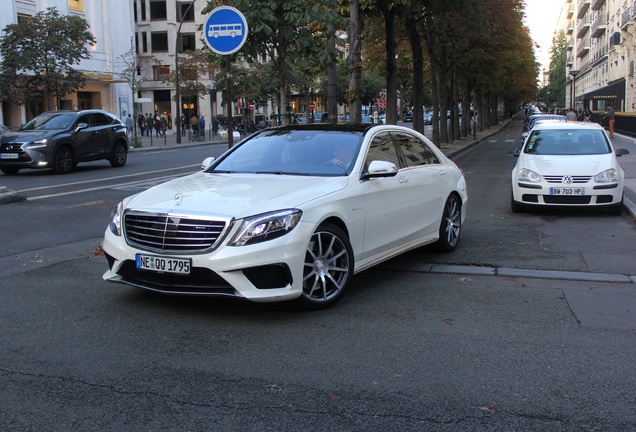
[523,0,565,73]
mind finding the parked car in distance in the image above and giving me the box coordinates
[0,124,10,134]
[403,112,413,122]
[509,122,629,215]
[520,115,567,142]
[423,112,433,125]
[102,124,468,309]
[0,109,128,175]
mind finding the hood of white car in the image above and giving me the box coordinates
[519,153,619,176]
[123,171,348,218]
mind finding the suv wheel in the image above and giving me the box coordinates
[53,146,74,174]
[109,142,127,167]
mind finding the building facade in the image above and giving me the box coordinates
[0,0,134,128]
[562,0,636,116]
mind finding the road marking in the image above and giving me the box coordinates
[26,173,184,201]
[16,164,199,193]
[69,200,105,208]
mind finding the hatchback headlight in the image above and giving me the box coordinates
[594,169,618,183]
[518,168,541,183]
[109,202,123,236]
[229,209,302,246]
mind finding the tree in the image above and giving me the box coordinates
[538,30,567,110]
[0,7,96,115]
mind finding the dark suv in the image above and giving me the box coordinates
[0,109,129,175]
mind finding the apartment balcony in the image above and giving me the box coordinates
[567,19,574,34]
[567,37,574,51]
[591,0,606,11]
[577,17,590,38]
[566,55,573,67]
[576,37,590,57]
[621,7,634,29]
[591,14,607,37]
[577,0,590,19]
[567,3,574,19]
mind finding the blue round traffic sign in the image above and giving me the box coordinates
[203,6,249,55]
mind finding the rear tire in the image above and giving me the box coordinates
[53,146,74,174]
[435,194,462,252]
[109,142,128,167]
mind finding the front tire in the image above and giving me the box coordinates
[435,194,462,252]
[1,167,20,175]
[295,223,353,310]
[109,142,128,167]
[53,146,74,174]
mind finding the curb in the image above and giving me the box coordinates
[0,185,22,204]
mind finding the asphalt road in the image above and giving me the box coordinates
[1,117,635,430]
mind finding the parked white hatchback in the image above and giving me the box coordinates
[102,124,468,309]
[509,122,629,215]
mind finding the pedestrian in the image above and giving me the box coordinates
[605,104,616,138]
[199,115,206,139]
[145,114,153,137]
[181,114,187,137]
[138,114,145,137]
[190,114,199,139]
[125,114,134,137]
[212,118,218,137]
[565,107,577,122]
[154,111,161,137]
[161,115,168,137]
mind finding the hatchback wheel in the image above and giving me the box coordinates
[296,223,353,310]
[109,142,128,167]
[435,194,462,252]
[53,146,74,174]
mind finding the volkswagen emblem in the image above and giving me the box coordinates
[562,175,572,184]
[174,192,184,205]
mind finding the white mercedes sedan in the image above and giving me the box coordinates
[102,124,468,309]
[510,122,629,215]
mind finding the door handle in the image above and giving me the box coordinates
[399,176,408,184]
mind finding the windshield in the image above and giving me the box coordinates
[524,129,611,155]
[207,129,363,176]
[19,113,77,131]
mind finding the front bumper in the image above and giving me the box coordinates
[102,221,315,303]
[512,181,624,207]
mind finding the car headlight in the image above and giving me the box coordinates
[518,168,541,183]
[229,209,302,246]
[26,139,48,149]
[109,202,123,236]
[594,169,618,183]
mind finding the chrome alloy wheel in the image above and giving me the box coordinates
[436,195,462,252]
[300,224,352,308]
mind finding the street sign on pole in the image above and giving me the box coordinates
[309,101,316,110]
[203,6,249,55]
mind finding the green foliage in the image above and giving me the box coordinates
[0,7,96,113]
[537,30,567,108]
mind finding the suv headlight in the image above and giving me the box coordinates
[518,168,541,183]
[594,169,618,183]
[229,209,302,246]
[27,138,48,149]
[109,202,123,236]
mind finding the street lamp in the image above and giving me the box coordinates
[175,0,197,144]
[569,69,579,113]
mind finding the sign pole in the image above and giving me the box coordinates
[203,6,248,149]
[226,56,233,148]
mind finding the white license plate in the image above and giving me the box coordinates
[135,254,191,274]
[549,187,585,196]
[0,153,19,159]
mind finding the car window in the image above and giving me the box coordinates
[391,131,440,167]
[77,114,92,127]
[209,129,363,176]
[20,113,76,131]
[92,113,112,126]
[524,129,611,155]
[364,132,401,169]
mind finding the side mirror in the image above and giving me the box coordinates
[75,122,89,132]
[616,148,629,157]
[362,160,398,179]
[508,148,520,157]
[201,156,216,170]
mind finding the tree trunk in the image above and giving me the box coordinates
[406,12,424,134]
[379,3,398,125]
[348,0,363,124]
